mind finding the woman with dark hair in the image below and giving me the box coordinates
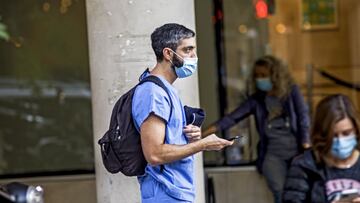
[203,55,310,203]
[283,94,360,203]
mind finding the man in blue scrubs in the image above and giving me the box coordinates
[132,23,233,203]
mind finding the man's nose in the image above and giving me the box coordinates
[191,51,197,58]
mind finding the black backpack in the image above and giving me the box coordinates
[98,75,173,176]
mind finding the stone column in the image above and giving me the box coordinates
[85,0,205,202]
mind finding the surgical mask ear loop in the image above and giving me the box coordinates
[170,49,184,61]
[167,49,183,69]
[169,49,197,62]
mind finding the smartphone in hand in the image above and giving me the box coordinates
[226,135,242,141]
[338,189,359,202]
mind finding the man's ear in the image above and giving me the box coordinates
[162,48,173,61]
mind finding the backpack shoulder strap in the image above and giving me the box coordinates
[137,75,173,173]
[138,75,173,121]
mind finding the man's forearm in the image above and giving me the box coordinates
[147,140,206,166]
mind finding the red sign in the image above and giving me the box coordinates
[256,0,268,18]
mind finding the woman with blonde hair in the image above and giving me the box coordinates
[203,55,310,203]
[283,94,360,203]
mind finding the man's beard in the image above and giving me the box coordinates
[171,54,183,69]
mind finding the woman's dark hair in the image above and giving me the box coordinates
[252,55,295,99]
[311,94,360,162]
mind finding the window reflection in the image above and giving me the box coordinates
[0,0,93,176]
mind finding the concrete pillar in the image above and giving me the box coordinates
[85,0,205,202]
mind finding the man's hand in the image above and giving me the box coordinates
[352,197,360,202]
[201,134,233,151]
[302,143,311,149]
[332,197,360,203]
[183,124,201,143]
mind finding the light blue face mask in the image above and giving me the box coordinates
[331,134,357,160]
[170,50,198,78]
[256,77,273,92]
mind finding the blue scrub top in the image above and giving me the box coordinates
[132,72,195,202]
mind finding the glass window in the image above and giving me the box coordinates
[0,0,93,176]
[267,0,360,116]
[220,0,269,165]
[202,0,269,166]
[201,0,360,167]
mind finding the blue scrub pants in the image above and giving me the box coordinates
[140,175,192,203]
